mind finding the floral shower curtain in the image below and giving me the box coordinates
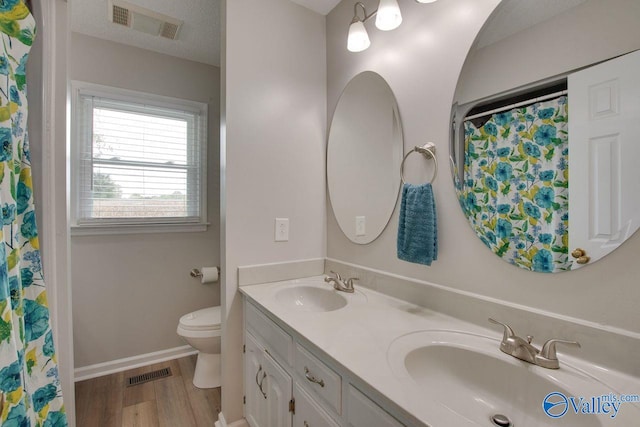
[0,1,67,426]
[460,96,570,273]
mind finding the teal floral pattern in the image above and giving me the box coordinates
[0,1,67,425]
[460,96,570,273]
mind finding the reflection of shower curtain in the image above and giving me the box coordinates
[461,96,570,273]
[0,1,67,425]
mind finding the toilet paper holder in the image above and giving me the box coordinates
[190,267,220,278]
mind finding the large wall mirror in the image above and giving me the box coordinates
[328,71,403,244]
[450,0,640,273]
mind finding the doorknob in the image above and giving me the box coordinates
[571,248,585,258]
[571,248,590,264]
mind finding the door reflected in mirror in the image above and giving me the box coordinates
[450,0,640,272]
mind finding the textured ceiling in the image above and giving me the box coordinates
[474,0,588,50]
[70,0,221,66]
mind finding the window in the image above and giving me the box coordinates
[71,82,208,234]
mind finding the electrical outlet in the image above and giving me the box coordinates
[275,218,289,242]
[355,216,366,236]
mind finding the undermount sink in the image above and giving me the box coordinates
[387,330,638,426]
[275,284,366,312]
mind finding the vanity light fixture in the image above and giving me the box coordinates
[348,4,371,52]
[347,0,437,52]
[376,0,403,31]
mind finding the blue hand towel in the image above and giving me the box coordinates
[397,182,438,266]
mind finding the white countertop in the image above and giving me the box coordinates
[240,276,640,427]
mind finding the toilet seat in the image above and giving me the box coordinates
[177,306,221,338]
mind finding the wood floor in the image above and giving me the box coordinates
[75,355,221,427]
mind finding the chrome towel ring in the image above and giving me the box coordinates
[400,142,438,185]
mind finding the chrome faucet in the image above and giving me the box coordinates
[488,318,580,369]
[324,271,357,293]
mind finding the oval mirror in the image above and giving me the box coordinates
[328,71,403,244]
[450,0,640,272]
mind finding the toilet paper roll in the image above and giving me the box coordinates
[200,267,219,284]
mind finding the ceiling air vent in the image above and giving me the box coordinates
[111,5,130,26]
[108,0,183,41]
[160,22,180,40]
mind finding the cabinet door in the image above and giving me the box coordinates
[263,351,293,427]
[245,333,267,427]
[293,383,340,427]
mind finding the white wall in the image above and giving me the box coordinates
[69,33,221,368]
[327,0,640,336]
[221,0,326,421]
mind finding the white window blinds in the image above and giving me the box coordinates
[72,83,207,232]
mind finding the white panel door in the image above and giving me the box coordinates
[568,50,640,269]
[244,333,267,427]
[263,351,293,427]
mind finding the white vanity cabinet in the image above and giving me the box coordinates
[244,332,293,427]
[244,333,266,427]
[244,299,406,427]
[262,350,293,427]
[244,301,293,427]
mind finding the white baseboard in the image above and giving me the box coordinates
[214,412,250,427]
[74,345,197,382]
[214,413,226,427]
[215,413,248,427]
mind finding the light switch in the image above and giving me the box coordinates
[355,216,366,236]
[275,218,289,241]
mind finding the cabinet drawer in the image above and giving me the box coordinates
[294,343,341,415]
[246,301,293,366]
[293,383,340,427]
[347,386,404,427]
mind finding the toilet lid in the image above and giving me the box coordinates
[179,306,221,331]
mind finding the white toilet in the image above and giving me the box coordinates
[177,306,222,389]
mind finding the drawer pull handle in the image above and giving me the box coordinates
[304,366,325,388]
[255,365,262,387]
[256,365,267,399]
[259,379,267,399]
[304,422,310,427]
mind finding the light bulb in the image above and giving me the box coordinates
[375,0,402,31]
[347,20,370,52]
[415,0,437,3]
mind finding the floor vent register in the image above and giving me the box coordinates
[126,367,172,387]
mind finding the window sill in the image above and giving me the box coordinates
[70,222,209,236]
